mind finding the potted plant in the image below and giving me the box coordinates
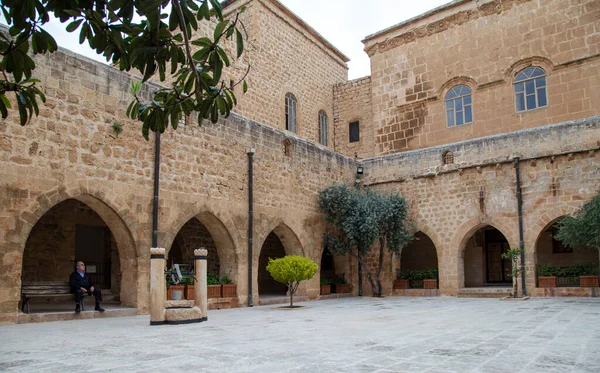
[220,275,237,297]
[393,270,410,289]
[207,272,222,298]
[420,268,438,289]
[332,275,351,293]
[320,277,332,295]
[574,263,599,287]
[166,274,185,300]
[184,273,195,300]
[537,263,559,287]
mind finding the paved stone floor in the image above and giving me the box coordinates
[1,297,600,373]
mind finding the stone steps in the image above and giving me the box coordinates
[457,287,512,298]
[17,302,137,324]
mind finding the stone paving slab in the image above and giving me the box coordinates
[1,297,599,372]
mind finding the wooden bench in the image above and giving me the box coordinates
[21,281,84,314]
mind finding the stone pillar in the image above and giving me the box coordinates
[150,247,166,325]
[194,248,208,321]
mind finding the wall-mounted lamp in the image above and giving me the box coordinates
[356,166,364,175]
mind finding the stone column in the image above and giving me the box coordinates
[150,247,166,325]
[194,248,208,321]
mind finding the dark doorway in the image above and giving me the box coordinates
[484,228,511,284]
[258,232,287,295]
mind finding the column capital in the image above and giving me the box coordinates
[150,247,166,259]
[194,248,208,258]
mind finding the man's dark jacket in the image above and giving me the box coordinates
[69,271,93,291]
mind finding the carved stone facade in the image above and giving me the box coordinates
[0,0,599,323]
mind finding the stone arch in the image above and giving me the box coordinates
[525,206,580,254]
[504,56,556,80]
[451,216,517,288]
[13,185,140,308]
[161,202,240,283]
[437,75,478,97]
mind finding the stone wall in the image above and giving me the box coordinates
[361,0,600,155]
[0,47,356,323]
[359,116,600,296]
[333,76,374,159]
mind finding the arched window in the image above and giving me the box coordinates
[285,93,297,133]
[442,150,453,165]
[445,85,472,127]
[318,110,328,146]
[514,67,547,112]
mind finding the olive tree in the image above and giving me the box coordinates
[318,184,413,297]
[0,0,249,139]
[556,191,600,278]
[266,255,317,307]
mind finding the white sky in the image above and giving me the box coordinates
[2,0,450,79]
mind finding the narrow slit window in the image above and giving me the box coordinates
[349,121,360,143]
[285,93,297,133]
[319,110,328,146]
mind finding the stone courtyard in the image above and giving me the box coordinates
[1,297,599,373]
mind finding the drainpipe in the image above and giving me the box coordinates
[514,157,526,296]
[152,132,161,248]
[247,148,255,307]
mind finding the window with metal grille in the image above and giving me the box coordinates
[514,67,547,112]
[349,121,360,143]
[445,85,472,127]
[318,110,328,146]
[285,93,297,133]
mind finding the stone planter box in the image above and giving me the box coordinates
[393,280,409,289]
[168,285,185,300]
[334,284,351,293]
[538,276,557,288]
[208,284,222,298]
[222,284,237,297]
[185,285,195,300]
[320,284,331,295]
[423,279,438,289]
[580,276,599,287]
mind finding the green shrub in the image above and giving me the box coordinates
[207,272,220,285]
[331,275,347,285]
[537,263,598,277]
[320,277,332,285]
[220,275,233,284]
[267,255,318,307]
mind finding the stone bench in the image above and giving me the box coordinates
[21,281,83,314]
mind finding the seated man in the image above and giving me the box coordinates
[69,261,104,313]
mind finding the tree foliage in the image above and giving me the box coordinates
[556,191,600,276]
[500,248,522,298]
[266,255,317,307]
[0,0,249,139]
[319,184,413,297]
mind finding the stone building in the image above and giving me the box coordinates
[0,0,599,323]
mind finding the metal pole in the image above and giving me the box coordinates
[514,157,526,296]
[152,132,161,248]
[247,148,255,307]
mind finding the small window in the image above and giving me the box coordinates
[445,85,472,127]
[349,121,360,143]
[514,67,547,112]
[285,93,297,133]
[318,110,328,146]
[442,151,453,165]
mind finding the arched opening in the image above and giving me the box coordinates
[535,217,598,287]
[320,248,335,280]
[258,232,287,296]
[166,211,238,300]
[168,218,221,277]
[397,232,439,288]
[463,226,512,287]
[22,198,134,312]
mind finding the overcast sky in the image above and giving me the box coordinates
[2,0,449,79]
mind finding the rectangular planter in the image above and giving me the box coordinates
[538,276,557,288]
[334,284,351,293]
[423,279,438,289]
[185,285,195,300]
[207,284,222,298]
[580,276,599,287]
[168,285,185,300]
[222,284,237,298]
[320,284,331,295]
[393,280,409,289]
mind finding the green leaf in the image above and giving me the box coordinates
[236,29,244,58]
[213,20,229,41]
[66,19,83,33]
[243,80,248,93]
